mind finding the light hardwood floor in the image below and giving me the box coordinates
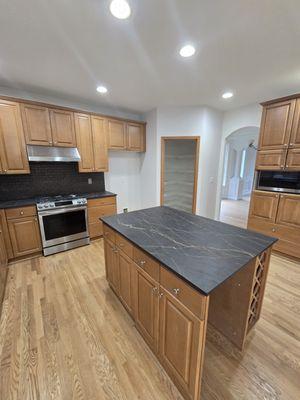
[220,198,250,228]
[0,241,299,400]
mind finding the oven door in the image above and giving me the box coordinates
[38,206,89,248]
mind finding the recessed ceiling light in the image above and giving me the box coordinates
[179,44,196,58]
[110,0,131,19]
[96,86,108,94]
[222,92,233,99]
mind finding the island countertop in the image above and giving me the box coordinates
[101,206,277,295]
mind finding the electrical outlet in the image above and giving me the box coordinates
[88,178,92,185]
[123,208,128,213]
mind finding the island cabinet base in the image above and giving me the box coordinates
[103,224,209,400]
[103,223,272,399]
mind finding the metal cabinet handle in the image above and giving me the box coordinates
[119,242,124,247]
[172,288,180,295]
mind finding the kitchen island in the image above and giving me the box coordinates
[102,206,277,400]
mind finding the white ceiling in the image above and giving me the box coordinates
[0,0,300,114]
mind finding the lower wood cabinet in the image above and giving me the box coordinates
[8,216,42,258]
[87,197,117,238]
[103,224,208,400]
[248,190,279,223]
[0,217,8,313]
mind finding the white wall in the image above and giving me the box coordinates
[215,103,262,218]
[141,106,224,218]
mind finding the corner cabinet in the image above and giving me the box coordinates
[108,118,146,152]
[0,100,30,174]
[103,224,209,400]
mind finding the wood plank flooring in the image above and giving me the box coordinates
[220,198,250,228]
[0,240,299,400]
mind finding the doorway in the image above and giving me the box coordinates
[219,127,259,228]
[160,137,200,214]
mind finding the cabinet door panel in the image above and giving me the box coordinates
[50,109,76,147]
[159,288,204,400]
[290,98,300,148]
[276,194,300,229]
[0,219,8,310]
[286,148,300,170]
[8,216,41,257]
[255,150,286,171]
[74,113,94,172]
[108,119,126,149]
[104,239,119,294]
[91,116,108,171]
[133,265,159,352]
[119,251,133,315]
[21,104,52,146]
[259,100,296,150]
[0,100,30,174]
[127,123,145,152]
[248,191,279,222]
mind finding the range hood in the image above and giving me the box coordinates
[27,145,81,162]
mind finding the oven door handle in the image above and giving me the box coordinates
[38,206,87,216]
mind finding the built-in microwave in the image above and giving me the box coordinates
[256,171,300,194]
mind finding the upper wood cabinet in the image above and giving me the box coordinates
[75,113,109,173]
[107,119,126,150]
[91,116,108,171]
[290,98,300,148]
[255,149,287,171]
[108,118,146,152]
[286,148,300,170]
[248,190,279,223]
[0,100,30,175]
[49,109,76,147]
[21,103,52,146]
[258,99,296,150]
[127,122,145,151]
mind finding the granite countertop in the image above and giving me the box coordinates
[0,191,116,209]
[101,206,277,295]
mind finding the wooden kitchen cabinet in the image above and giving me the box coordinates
[0,100,30,174]
[159,287,205,400]
[255,149,287,170]
[107,119,126,149]
[8,215,41,258]
[49,108,76,147]
[21,103,52,146]
[286,148,300,170]
[104,239,120,295]
[127,122,145,152]
[290,98,300,148]
[118,250,134,315]
[75,113,94,172]
[248,190,279,223]
[133,264,159,353]
[259,99,296,150]
[87,197,117,238]
[276,194,300,229]
[0,217,8,313]
[91,116,108,171]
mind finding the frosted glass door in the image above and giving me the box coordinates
[162,138,199,213]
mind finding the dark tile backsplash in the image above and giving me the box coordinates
[0,162,105,201]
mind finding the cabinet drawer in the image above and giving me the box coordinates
[103,224,116,244]
[133,246,159,281]
[87,196,116,207]
[6,205,37,220]
[88,204,116,224]
[116,233,133,259]
[160,267,206,320]
[255,150,286,170]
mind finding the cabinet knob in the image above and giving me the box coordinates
[4,170,7,173]
[159,293,164,298]
[172,288,180,295]
[152,287,158,294]
[283,144,288,147]
[272,228,276,232]
[119,242,124,248]
[20,211,24,215]
[290,143,294,147]
[286,165,289,168]
[140,260,146,267]
[280,165,284,168]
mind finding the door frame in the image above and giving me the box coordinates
[160,136,200,214]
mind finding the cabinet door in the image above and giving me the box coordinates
[91,116,109,171]
[248,191,279,223]
[133,265,159,352]
[108,119,126,150]
[255,150,287,171]
[49,109,76,147]
[21,103,52,146]
[126,123,145,152]
[286,148,300,170]
[104,239,120,294]
[74,113,94,172]
[119,250,133,315]
[259,100,296,150]
[159,287,205,400]
[290,98,300,148]
[0,220,8,309]
[0,100,30,174]
[276,194,300,229]
[8,216,41,258]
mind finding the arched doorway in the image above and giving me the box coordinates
[219,127,259,228]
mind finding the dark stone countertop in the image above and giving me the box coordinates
[0,191,116,209]
[101,206,277,296]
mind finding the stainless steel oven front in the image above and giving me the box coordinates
[38,205,90,255]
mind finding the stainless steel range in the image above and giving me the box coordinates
[36,195,90,256]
